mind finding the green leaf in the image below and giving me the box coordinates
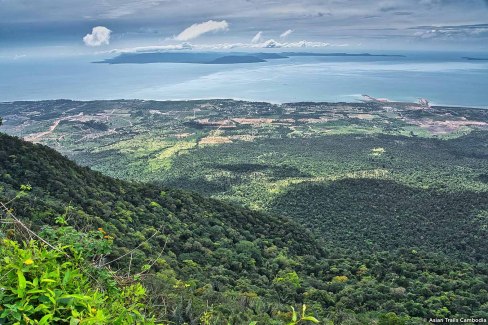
[62,294,91,300]
[38,314,52,325]
[301,316,319,323]
[70,317,80,325]
[291,306,297,322]
[20,184,32,191]
[62,271,71,286]
[46,294,56,305]
[26,289,46,294]
[34,304,50,313]
[17,270,26,298]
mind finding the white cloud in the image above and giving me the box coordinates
[175,20,229,41]
[251,31,263,43]
[109,39,332,53]
[252,39,330,48]
[110,43,193,53]
[413,25,488,39]
[83,26,112,47]
[200,43,246,50]
[261,39,280,48]
[280,29,294,38]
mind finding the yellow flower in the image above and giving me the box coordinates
[91,307,97,314]
[24,258,34,265]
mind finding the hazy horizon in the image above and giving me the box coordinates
[1,0,487,107]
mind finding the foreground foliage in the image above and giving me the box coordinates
[0,226,153,324]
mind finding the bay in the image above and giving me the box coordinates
[1,51,487,108]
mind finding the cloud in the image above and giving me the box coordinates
[207,39,330,49]
[260,39,280,48]
[175,20,229,41]
[83,26,112,47]
[392,11,413,15]
[109,39,332,54]
[110,43,193,53]
[4,0,488,53]
[412,23,488,39]
[255,39,330,48]
[280,29,294,38]
[251,31,263,43]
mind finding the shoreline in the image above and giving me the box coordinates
[1,98,487,110]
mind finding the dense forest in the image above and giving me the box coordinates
[152,131,488,264]
[1,120,488,323]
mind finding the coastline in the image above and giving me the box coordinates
[1,98,487,110]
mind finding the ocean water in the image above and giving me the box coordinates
[1,51,487,107]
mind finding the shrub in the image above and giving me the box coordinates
[0,226,155,324]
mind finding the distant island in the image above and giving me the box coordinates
[95,51,405,65]
[208,55,266,64]
[462,56,488,61]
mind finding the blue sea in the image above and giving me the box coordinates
[1,51,487,108]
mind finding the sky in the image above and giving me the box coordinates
[1,0,488,57]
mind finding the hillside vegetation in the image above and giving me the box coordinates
[1,133,488,323]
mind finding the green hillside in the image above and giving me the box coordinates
[0,133,327,323]
[1,132,488,323]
